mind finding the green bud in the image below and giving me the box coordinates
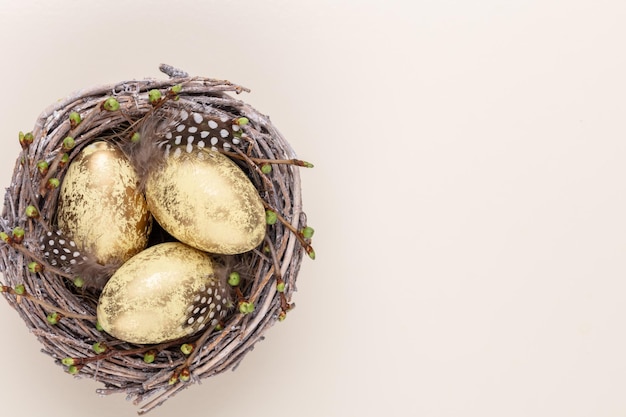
[180,343,194,355]
[171,84,182,94]
[179,368,191,382]
[62,137,75,150]
[143,350,157,364]
[47,178,60,189]
[131,132,141,143]
[11,227,25,243]
[302,226,315,239]
[236,117,249,126]
[25,205,39,218]
[168,375,179,385]
[239,301,255,314]
[148,89,162,104]
[61,357,75,366]
[278,311,287,322]
[73,277,84,288]
[36,160,49,176]
[19,131,34,149]
[68,365,80,375]
[47,312,60,325]
[28,262,42,273]
[92,342,107,354]
[228,271,241,287]
[261,163,272,174]
[14,284,25,295]
[103,97,120,111]
[307,247,316,260]
[60,153,70,167]
[276,281,286,293]
[303,161,314,168]
[0,232,9,243]
[95,321,104,331]
[215,323,223,331]
[69,112,82,128]
[265,210,277,225]
[238,302,248,314]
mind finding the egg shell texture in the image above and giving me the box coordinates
[145,148,266,254]
[97,242,227,344]
[56,141,150,264]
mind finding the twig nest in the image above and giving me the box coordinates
[0,66,314,414]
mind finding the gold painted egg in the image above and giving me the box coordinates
[56,141,151,265]
[97,242,230,344]
[145,148,265,255]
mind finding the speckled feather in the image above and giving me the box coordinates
[127,109,247,190]
[40,229,121,289]
[183,253,239,333]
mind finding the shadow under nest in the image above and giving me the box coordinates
[0,67,312,414]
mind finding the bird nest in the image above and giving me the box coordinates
[0,65,313,414]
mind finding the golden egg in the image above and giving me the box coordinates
[97,242,231,344]
[144,148,265,255]
[56,141,151,265]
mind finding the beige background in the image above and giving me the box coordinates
[1,0,626,416]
